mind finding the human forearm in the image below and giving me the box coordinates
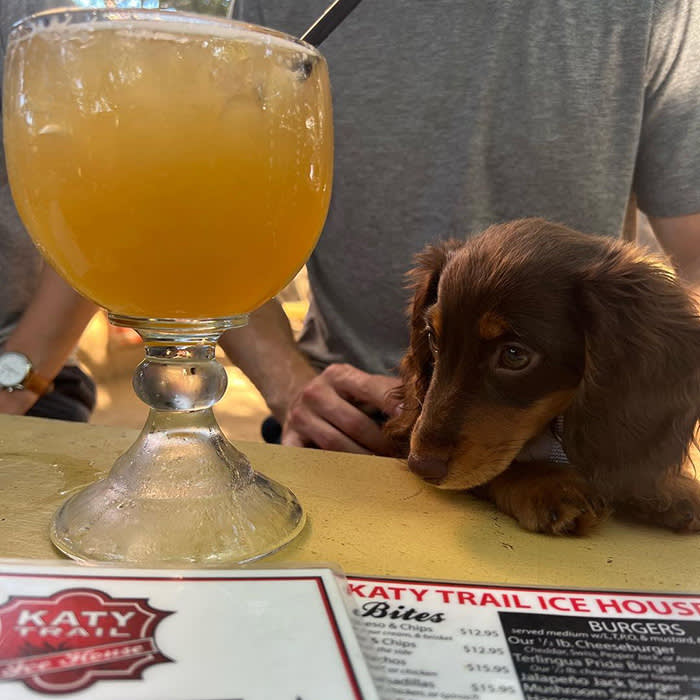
[4,265,97,371]
[649,211,700,305]
[0,265,97,413]
[218,298,317,422]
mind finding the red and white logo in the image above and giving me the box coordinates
[0,588,173,694]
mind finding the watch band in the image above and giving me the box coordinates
[0,351,55,397]
[22,369,54,397]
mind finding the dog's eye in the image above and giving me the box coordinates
[426,329,438,358]
[497,344,531,371]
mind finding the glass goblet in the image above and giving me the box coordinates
[3,8,333,565]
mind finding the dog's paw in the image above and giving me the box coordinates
[518,483,608,535]
[625,474,700,533]
[485,463,609,535]
[662,503,700,532]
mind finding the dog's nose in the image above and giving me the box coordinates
[408,453,448,483]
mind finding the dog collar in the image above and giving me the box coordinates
[516,415,569,464]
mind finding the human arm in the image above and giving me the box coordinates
[218,298,401,454]
[648,211,700,304]
[636,1,700,302]
[0,265,97,415]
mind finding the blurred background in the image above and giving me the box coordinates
[65,0,249,16]
[70,1,231,12]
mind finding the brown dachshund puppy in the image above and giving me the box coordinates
[385,218,700,535]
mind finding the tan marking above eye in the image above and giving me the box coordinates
[478,312,509,340]
[425,306,442,338]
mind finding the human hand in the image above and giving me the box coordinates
[0,389,39,416]
[282,363,402,455]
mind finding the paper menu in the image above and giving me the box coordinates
[0,562,380,700]
[4,562,700,700]
[347,575,700,700]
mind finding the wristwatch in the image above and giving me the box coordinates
[0,352,53,396]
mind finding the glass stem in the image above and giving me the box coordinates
[133,342,227,413]
[111,314,252,483]
[108,313,247,414]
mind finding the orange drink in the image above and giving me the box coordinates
[4,13,333,318]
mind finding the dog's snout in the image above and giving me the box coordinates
[408,453,448,483]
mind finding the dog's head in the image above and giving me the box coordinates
[386,218,700,494]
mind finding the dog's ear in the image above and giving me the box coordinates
[384,240,463,454]
[404,239,464,398]
[563,245,700,495]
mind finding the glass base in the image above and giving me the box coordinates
[49,316,305,566]
[50,409,305,565]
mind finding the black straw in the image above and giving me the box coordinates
[300,0,364,47]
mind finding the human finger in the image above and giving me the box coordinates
[282,409,371,454]
[322,364,403,417]
[284,373,389,453]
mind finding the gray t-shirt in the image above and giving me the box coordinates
[258,0,700,376]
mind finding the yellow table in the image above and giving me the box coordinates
[1,414,698,592]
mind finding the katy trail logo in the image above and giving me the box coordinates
[0,588,174,694]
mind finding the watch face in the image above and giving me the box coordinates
[0,352,32,387]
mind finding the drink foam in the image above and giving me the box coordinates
[13,9,317,57]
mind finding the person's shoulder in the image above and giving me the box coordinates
[645,0,699,88]
[649,0,696,39]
